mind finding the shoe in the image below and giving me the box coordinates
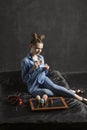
[82,98,87,105]
[75,89,84,95]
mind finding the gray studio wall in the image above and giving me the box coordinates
[0,0,87,73]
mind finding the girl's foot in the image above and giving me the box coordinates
[75,89,84,95]
[82,98,87,105]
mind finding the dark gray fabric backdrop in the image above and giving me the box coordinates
[0,0,87,73]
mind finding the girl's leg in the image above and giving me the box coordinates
[43,76,87,104]
[43,76,76,98]
[69,89,84,95]
[31,88,54,97]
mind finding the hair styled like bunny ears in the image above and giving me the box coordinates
[32,32,45,41]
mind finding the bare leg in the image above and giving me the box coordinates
[74,94,87,105]
[70,89,84,94]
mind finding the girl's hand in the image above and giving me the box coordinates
[33,60,41,69]
[44,63,50,70]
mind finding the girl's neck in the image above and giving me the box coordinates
[32,55,39,61]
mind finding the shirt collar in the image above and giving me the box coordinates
[27,54,32,60]
[27,53,42,61]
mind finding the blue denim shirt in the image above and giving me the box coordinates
[21,54,48,93]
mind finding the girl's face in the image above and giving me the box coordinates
[30,42,43,55]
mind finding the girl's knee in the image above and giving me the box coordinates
[43,89,54,96]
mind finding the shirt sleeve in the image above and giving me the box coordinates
[21,59,33,83]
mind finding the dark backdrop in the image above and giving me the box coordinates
[0,0,87,73]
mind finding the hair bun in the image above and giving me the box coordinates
[32,32,38,40]
[32,32,45,42]
[38,34,45,41]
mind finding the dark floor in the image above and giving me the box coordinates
[0,71,87,130]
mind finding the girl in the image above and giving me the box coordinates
[21,32,87,105]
